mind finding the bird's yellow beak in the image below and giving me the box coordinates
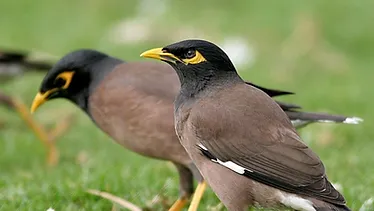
[30,89,56,113]
[140,48,182,64]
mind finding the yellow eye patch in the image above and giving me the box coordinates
[30,71,75,113]
[56,71,75,89]
[182,50,207,65]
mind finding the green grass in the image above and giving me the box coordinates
[0,0,373,210]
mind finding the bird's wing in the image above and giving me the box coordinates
[244,82,304,112]
[275,100,302,111]
[245,82,294,97]
[189,83,345,205]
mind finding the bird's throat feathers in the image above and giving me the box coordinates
[69,57,123,113]
[174,65,241,112]
[177,66,214,97]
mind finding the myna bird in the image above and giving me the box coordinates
[140,39,352,211]
[0,49,71,166]
[30,49,358,211]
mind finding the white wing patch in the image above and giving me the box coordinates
[214,159,246,174]
[198,143,316,211]
[197,143,208,151]
[277,191,316,211]
[198,143,252,174]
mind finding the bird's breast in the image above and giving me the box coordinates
[88,85,186,161]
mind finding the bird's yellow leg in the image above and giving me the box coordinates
[168,197,189,211]
[12,98,59,166]
[187,181,207,211]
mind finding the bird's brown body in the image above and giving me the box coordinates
[86,62,202,201]
[89,62,192,166]
[176,83,345,210]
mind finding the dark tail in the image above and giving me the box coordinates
[0,50,27,62]
[274,100,363,128]
[314,206,351,211]
[0,49,53,71]
[285,110,363,129]
[22,61,53,71]
[312,200,352,211]
[245,82,363,128]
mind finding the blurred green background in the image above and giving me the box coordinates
[0,0,373,210]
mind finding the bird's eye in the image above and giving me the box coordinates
[54,77,66,88]
[185,50,196,59]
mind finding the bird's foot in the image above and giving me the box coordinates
[187,181,207,211]
[168,197,189,211]
[144,191,178,211]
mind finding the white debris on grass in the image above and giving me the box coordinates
[46,208,55,211]
[359,197,374,211]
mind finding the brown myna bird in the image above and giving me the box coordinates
[30,49,357,211]
[140,39,352,211]
[0,49,72,166]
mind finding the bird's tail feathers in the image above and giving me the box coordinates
[286,110,363,129]
[311,200,351,211]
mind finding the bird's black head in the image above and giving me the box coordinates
[162,39,236,72]
[140,39,240,87]
[31,49,121,113]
